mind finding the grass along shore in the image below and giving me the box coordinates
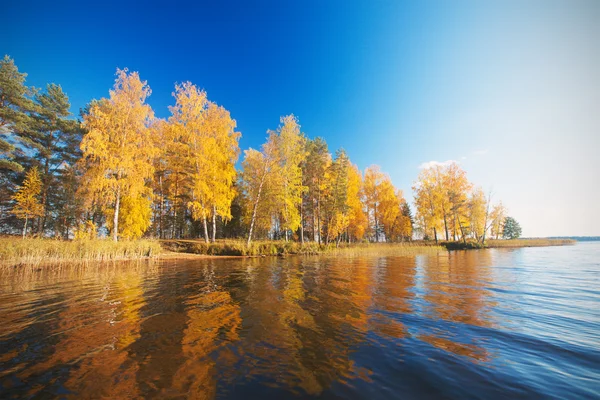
[161,239,443,257]
[0,237,577,267]
[441,238,576,250]
[0,238,162,267]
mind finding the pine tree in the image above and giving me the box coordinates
[502,216,522,239]
[0,55,35,173]
[21,83,83,234]
[11,167,44,238]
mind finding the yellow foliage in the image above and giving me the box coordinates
[74,220,98,240]
[79,68,156,241]
[169,83,240,225]
[346,164,368,240]
[11,166,44,221]
[119,196,153,239]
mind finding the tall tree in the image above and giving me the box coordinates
[444,162,472,243]
[490,202,506,239]
[363,165,386,242]
[79,69,155,241]
[0,55,35,173]
[398,201,414,241]
[11,167,44,238]
[274,115,307,241]
[468,187,487,242]
[241,145,279,246]
[203,102,241,242]
[169,83,240,242]
[346,164,368,242]
[168,82,209,240]
[378,179,401,241]
[302,137,330,243]
[22,83,83,234]
[323,149,350,243]
[413,166,444,242]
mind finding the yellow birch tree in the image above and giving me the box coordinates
[346,164,368,241]
[79,69,156,241]
[274,115,307,241]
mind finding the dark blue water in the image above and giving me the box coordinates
[1,243,599,399]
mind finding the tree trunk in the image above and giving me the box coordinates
[433,227,438,244]
[39,158,50,236]
[22,216,28,239]
[203,215,209,243]
[211,206,216,243]
[247,171,266,247]
[317,195,321,245]
[113,189,121,242]
[159,174,164,239]
[172,173,178,239]
[443,214,449,241]
[456,213,467,244]
[300,200,304,244]
[312,198,317,242]
[374,204,379,242]
[481,190,492,245]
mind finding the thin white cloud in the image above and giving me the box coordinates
[418,159,458,169]
[473,149,489,156]
[461,156,467,160]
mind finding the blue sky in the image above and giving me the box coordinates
[2,0,598,236]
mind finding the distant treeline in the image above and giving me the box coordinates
[546,237,600,242]
[1,57,514,244]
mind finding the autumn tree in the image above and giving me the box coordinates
[413,162,472,243]
[346,164,368,242]
[444,162,472,243]
[168,83,240,242]
[241,145,279,246]
[79,69,155,241]
[468,187,487,242]
[203,102,240,242]
[273,115,306,241]
[302,137,330,243]
[413,166,444,242]
[11,167,44,238]
[378,179,400,241]
[363,165,387,241]
[490,202,506,239]
[241,115,306,244]
[323,149,350,244]
[400,201,414,241]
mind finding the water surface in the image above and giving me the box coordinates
[1,243,599,399]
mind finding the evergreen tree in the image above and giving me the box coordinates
[502,216,522,239]
[21,83,83,234]
[0,55,35,172]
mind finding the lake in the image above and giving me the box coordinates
[1,243,599,399]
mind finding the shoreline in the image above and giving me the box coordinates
[0,238,578,268]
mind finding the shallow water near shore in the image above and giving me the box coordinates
[1,243,599,399]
